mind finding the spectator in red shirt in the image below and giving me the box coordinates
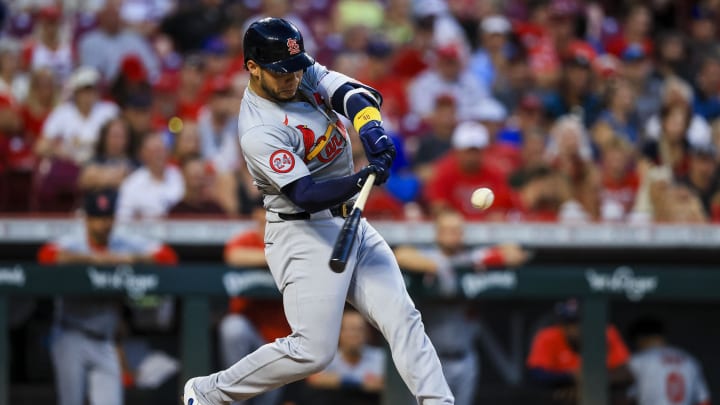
[527,298,634,404]
[0,92,33,212]
[220,204,291,405]
[425,121,515,220]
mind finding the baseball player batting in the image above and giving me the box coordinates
[183,17,454,405]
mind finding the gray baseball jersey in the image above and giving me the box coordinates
[629,346,710,405]
[190,64,454,405]
[48,230,160,405]
[239,63,355,214]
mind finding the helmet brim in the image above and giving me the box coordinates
[260,52,315,73]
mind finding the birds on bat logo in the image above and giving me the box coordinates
[287,38,301,55]
[297,124,346,163]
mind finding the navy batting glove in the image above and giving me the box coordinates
[358,164,389,187]
[359,121,396,161]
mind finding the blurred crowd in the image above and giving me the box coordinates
[1,0,720,223]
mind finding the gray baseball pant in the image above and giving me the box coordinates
[50,328,122,405]
[194,214,454,404]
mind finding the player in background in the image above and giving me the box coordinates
[394,210,530,405]
[37,190,177,405]
[526,299,634,404]
[627,317,711,405]
[184,17,454,405]
[221,203,290,405]
[307,309,386,405]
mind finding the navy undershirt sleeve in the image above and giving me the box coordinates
[330,83,377,120]
[281,172,365,213]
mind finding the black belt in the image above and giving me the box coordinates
[277,202,352,221]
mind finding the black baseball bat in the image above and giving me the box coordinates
[329,173,376,273]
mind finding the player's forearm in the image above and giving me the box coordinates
[393,246,438,274]
[55,250,104,265]
[306,372,342,389]
[282,172,366,213]
[225,248,268,268]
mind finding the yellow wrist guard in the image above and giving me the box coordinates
[353,106,382,132]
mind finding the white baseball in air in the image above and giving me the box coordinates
[471,187,494,210]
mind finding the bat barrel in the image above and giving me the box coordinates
[329,208,362,273]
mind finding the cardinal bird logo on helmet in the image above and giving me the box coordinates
[287,38,300,55]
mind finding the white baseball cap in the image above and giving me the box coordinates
[452,121,489,149]
[481,15,511,34]
[462,97,508,122]
[68,66,101,91]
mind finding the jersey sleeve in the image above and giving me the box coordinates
[310,63,382,110]
[240,125,310,190]
[606,325,631,368]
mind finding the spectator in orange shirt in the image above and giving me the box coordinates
[425,121,516,220]
[220,203,291,405]
[527,298,633,404]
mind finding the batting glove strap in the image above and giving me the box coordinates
[359,121,396,159]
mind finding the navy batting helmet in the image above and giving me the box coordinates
[243,18,315,73]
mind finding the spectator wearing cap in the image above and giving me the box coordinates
[36,66,118,165]
[115,132,184,221]
[541,42,603,128]
[526,299,633,404]
[692,55,720,122]
[168,154,227,216]
[109,54,153,110]
[679,143,720,219]
[413,95,458,182]
[37,189,177,405]
[464,98,523,179]
[407,42,488,122]
[425,121,516,220]
[0,37,29,102]
[22,5,73,84]
[604,3,654,60]
[78,1,160,82]
[469,15,513,92]
[593,77,642,147]
[32,66,118,211]
[78,118,137,193]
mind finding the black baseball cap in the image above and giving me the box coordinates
[84,190,118,217]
